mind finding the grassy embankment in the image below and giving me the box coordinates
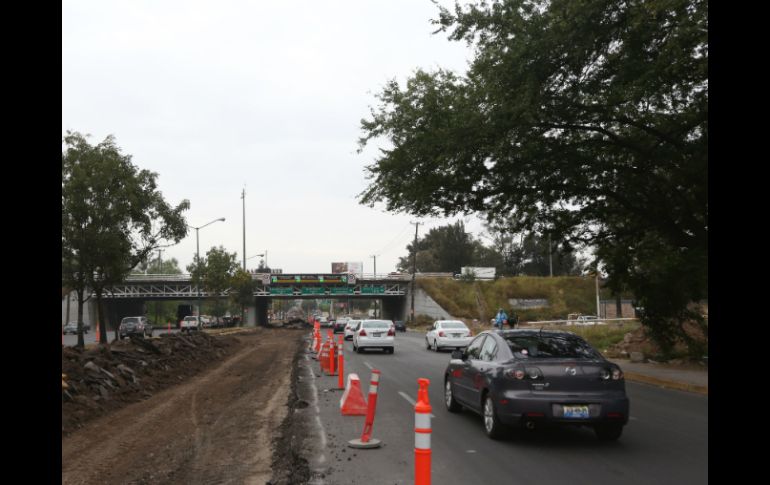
[413,277,639,351]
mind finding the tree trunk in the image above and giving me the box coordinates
[96,288,108,345]
[76,288,85,349]
[615,294,623,319]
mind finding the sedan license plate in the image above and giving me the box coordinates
[563,405,590,419]
[372,332,382,337]
[452,333,462,338]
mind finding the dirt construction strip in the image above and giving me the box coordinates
[62,328,306,485]
[623,372,708,396]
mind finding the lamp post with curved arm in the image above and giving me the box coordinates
[188,217,226,319]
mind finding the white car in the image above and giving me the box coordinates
[425,320,472,351]
[344,319,361,340]
[181,315,202,332]
[575,315,605,326]
[353,319,395,354]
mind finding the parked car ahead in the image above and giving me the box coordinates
[180,315,202,332]
[119,316,153,339]
[64,321,91,333]
[425,320,472,351]
[394,320,406,332]
[353,319,395,354]
[444,329,629,441]
[574,315,605,326]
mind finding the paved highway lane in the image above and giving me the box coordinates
[304,331,707,485]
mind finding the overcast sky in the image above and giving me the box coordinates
[62,0,491,275]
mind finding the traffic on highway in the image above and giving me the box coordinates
[297,325,707,484]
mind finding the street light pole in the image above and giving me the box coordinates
[370,254,377,318]
[241,188,246,271]
[188,217,226,320]
[410,221,421,324]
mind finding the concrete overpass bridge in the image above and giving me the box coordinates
[84,273,420,327]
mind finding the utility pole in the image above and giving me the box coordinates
[371,254,377,318]
[241,188,246,270]
[155,248,163,325]
[548,233,553,277]
[595,270,601,318]
[410,221,421,324]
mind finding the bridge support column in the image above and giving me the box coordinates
[256,299,270,327]
[246,302,257,327]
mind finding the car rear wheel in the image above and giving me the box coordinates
[445,380,461,413]
[483,394,508,439]
[425,339,431,350]
[432,340,439,352]
[594,423,623,441]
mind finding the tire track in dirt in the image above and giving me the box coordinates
[62,329,304,485]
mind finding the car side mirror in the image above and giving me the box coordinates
[451,349,464,360]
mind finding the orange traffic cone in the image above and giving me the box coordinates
[340,373,368,416]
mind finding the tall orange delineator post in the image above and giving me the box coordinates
[95,323,100,343]
[319,340,330,372]
[415,378,432,485]
[337,336,345,390]
[327,338,336,375]
[313,323,321,353]
[348,369,382,448]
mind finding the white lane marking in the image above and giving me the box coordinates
[466,450,477,453]
[305,353,327,463]
[398,391,435,418]
[363,361,373,370]
[630,416,638,421]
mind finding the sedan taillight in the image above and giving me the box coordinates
[505,366,543,380]
[387,328,395,336]
[359,329,367,337]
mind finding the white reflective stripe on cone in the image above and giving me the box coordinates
[415,431,431,449]
[415,413,431,429]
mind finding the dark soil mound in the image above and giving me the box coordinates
[62,331,241,436]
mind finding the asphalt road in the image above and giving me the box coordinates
[302,330,708,485]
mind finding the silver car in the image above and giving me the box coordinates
[425,320,473,351]
[352,319,395,354]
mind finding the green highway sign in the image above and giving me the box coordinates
[301,287,324,295]
[361,286,386,294]
[269,287,294,295]
[331,287,353,295]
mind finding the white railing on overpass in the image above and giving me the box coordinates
[519,318,639,326]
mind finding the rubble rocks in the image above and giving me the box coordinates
[62,331,242,436]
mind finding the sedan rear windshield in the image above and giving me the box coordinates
[504,335,601,359]
[440,322,467,329]
[363,321,390,328]
[121,317,140,324]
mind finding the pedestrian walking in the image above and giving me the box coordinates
[494,308,508,330]
[509,311,519,329]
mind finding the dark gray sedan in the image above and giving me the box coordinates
[444,329,629,440]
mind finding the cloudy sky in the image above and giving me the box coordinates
[62,0,490,275]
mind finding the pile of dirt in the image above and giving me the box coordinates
[62,331,242,436]
[607,321,708,364]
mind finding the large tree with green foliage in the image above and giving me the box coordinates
[396,221,476,273]
[187,246,239,318]
[358,0,707,355]
[62,131,190,346]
